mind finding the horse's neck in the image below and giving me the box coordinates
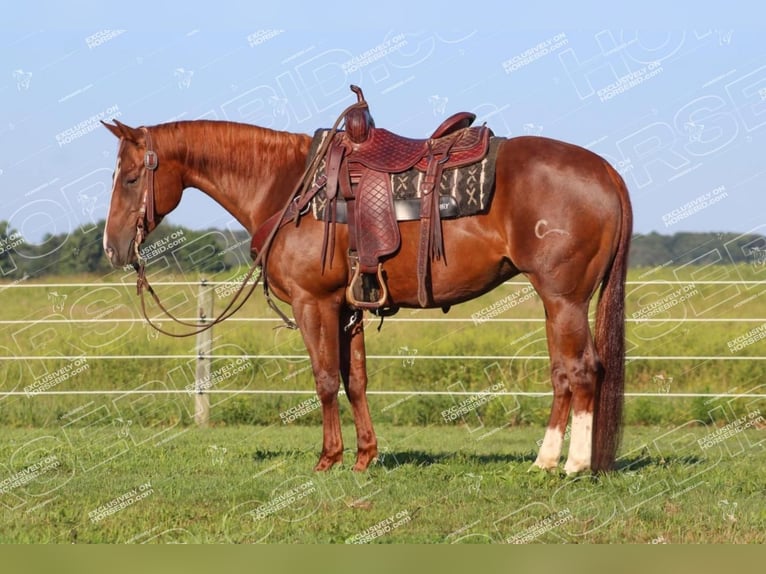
[161,121,311,234]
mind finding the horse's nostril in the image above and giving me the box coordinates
[105,246,115,260]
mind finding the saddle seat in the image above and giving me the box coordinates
[344,122,488,174]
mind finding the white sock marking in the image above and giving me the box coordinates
[533,426,564,470]
[564,411,593,474]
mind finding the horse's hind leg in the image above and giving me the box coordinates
[339,307,378,471]
[532,296,599,474]
[292,296,345,471]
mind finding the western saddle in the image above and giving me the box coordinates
[325,85,491,310]
[251,85,491,312]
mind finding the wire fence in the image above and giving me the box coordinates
[1,279,764,403]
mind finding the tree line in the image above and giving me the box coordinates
[0,220,764,279]
[0,220,251,279]
[629,230,765,268]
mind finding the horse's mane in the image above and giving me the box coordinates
[150,120,311,183]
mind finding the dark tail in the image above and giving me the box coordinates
[592,163,632,472]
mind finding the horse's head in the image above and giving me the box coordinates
[101,120,182,267]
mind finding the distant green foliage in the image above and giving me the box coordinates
[630,231,765,267]
[0,219,251,279]
[2,220,764,279]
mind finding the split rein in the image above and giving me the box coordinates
[131,100,369,338]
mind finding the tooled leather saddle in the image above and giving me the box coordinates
[251,85,492,312]
[327,85,491,310]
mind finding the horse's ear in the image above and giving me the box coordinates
[101,119,123,139]
[101,119,143,143]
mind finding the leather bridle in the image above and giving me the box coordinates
[132,127,159,263]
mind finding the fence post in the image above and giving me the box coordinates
[195,279,213,427]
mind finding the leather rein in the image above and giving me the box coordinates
[130,102,368,337]
[131,128,269,337]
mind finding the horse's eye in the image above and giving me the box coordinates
[126,176,139,185]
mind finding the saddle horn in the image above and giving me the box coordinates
[350,84,366,103]
[345,85,374,144]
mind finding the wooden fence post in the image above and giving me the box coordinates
[194,280,213,427]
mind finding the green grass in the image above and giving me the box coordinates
[0,424,763,543]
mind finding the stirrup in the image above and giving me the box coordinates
[346,261,389,309]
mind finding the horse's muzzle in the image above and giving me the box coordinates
[103,239,137,268]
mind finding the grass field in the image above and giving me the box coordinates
[0,265,765,543]
[0,424,764,544]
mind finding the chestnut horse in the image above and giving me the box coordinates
[101,115,632,474]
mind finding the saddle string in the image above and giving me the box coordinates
[133,99,371,337]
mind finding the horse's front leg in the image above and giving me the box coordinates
[292,296,344,471]
[339,307,378,471]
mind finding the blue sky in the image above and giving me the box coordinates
[2,4,765,243]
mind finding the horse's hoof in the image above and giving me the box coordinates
[352,449,378,471]
[563,459,590,476]
[314,454,342,471]
[529,458,559,472]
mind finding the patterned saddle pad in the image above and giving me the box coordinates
[306,129,502,222]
